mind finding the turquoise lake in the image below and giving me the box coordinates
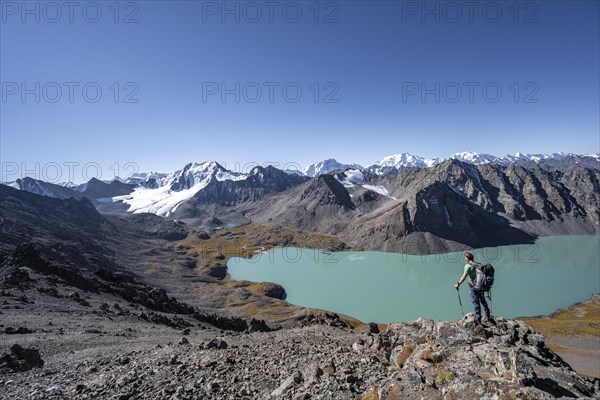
[227,235,600,323]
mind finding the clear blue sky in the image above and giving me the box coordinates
[1,0,599,182]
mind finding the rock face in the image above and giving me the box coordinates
[186,165,309,208]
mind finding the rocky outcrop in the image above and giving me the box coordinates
[0,344,44,373]
[350,315,599,399]
[252,282,287,300]
[204,263,227,279]
[1,308,595,399]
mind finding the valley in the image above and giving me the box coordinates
[1,152,599,398]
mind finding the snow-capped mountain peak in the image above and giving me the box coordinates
[162,161,246,192]
[111,160,302,217]
[377,152,427,168]
[366,152,437,175]
[302,159,364,177]
[449,152,498,165]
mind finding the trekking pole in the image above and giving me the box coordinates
[456,287,464,316]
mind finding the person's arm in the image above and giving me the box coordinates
[453,274,467,289]
[454,262,473,289]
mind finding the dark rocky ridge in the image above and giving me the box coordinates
[8,176,137,201]
[75,177,136,199]
[8,177,84,199]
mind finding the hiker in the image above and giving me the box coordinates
[453,252,493,324]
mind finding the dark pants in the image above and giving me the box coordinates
[469,286,490,319]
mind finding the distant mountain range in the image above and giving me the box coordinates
[298,151,599,177]
[3,151,598,253]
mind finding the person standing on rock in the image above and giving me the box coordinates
[453,252,493,324]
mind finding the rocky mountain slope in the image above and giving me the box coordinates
[7,176,137,201]
[521,294,600,379]
[74,177,136,200]
[7,177,85,200]
[1,240,599,399]
[246,159,600,253]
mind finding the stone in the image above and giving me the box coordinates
[197,232,210,240]
[270,375,295,397]
[321,359,336,375]
[303,362,324,383]
[293,371,303,384]
[205,339,228,350]
[368,323,380,334]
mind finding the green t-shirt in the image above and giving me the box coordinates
[463,263,476,282]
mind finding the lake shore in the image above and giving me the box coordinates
[519,294,600,379]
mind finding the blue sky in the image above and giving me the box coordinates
[1,0,599,182]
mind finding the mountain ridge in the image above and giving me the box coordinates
[245,159,600,253]
[3,152,598,254]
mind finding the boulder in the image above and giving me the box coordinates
[205,264,227,279]
[253,282,286,300]
[0,344,44,372]
[204,339,228,350]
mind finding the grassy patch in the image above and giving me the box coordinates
[176,223,346,269]
[435,369,454,385]
[396,345,414,367]
[242,306,260,316]
[362,388,380,400]
[519,295,600,338]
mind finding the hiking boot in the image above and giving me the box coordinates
[484,314,496,325]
